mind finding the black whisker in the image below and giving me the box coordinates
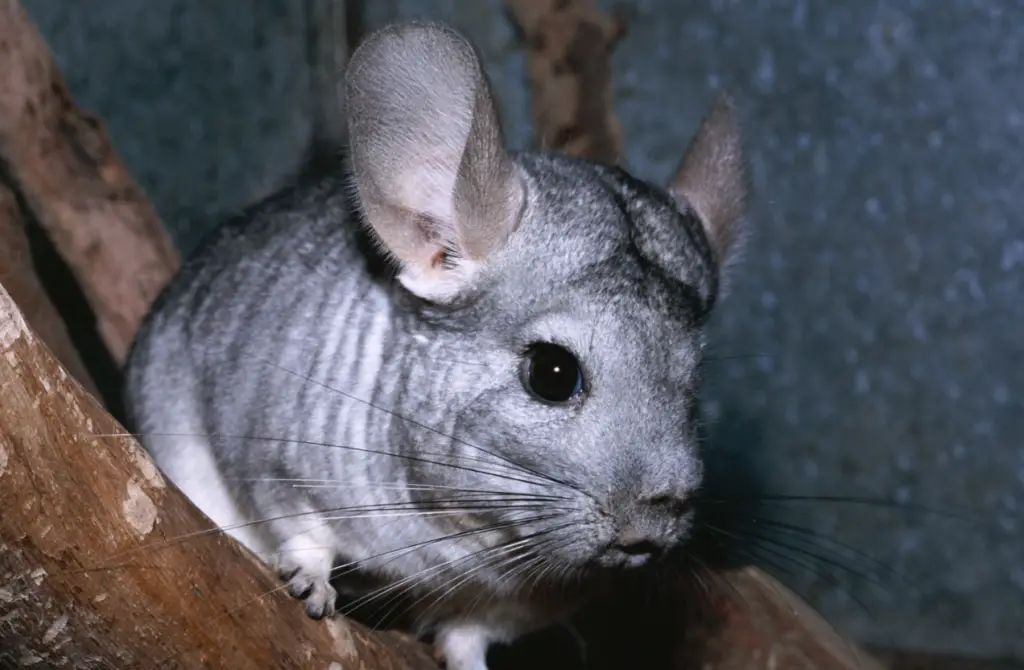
[244,354,587,494]
[330,514,564,585]
[230,477,566,500]
[152,513,557,667]
[92,430,566,494]
[733,546,885,656]
[718,525,893,592]
[701,352,773,364]
[70,497,564,577]
[403,523,575,629]
[749,517,918,590]
[696,493,991,528]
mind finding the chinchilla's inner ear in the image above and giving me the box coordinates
[666,93,751,288]
[345,21,524,303]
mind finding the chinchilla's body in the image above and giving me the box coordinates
[124,21,751,670]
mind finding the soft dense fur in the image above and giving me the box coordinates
[124,21,750,670]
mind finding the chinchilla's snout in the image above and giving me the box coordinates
[592,455,703,569]
[598,469,704,569]
[595,491,697,569]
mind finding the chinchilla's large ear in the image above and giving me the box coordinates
[345,21,524,303]
[666,93,751,290]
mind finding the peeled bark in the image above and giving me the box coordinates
[0,281,438,669]
[0,0,180,366]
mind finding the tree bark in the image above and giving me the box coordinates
[0,182,98,396]
[0,281,438,669]
[670,566,886,669]
[506,0,626,165]
[0,0,180,366]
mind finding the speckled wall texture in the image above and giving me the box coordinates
[23,0,1024,658]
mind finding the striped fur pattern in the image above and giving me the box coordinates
[123,21,749,670]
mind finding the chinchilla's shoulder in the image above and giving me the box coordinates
[143,159,359,321]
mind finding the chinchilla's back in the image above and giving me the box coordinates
[123,166,404,552]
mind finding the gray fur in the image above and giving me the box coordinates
[123,21,750,670]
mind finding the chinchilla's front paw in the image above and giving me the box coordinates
[275,554,338,619]
[434,623,493,670]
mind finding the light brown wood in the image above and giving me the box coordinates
[673,567,887,669]
[0,0,180,366]
[0,281,439,669]
[506,0,626,165]
[0,182,98,396]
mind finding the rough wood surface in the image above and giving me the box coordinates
[671,567,887,670]
[0,282,439,668]
[0,182,98,397]
[506,0,625,165]
[0,0,180,366]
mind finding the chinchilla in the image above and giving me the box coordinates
[123,20,750,670]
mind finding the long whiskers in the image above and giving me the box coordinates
[91,430,562,493]
[71,491,568,573]
[151,512,555,667]
[395,523,576,631]
[697,493,991,527]
[234,476,566,500]
[346,533,536,627]
[245,354,590,497]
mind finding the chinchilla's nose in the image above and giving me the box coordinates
[597,493,696,569]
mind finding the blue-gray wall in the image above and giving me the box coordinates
[24,0,1024,656]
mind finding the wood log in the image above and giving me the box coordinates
[506,0,625,165]
[0,182,98,397]
[0,281,439,669]
[506,1,887,668]
[0,0,180,367]
[670,566,886,669]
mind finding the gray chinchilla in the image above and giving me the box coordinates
[123,20,750,670]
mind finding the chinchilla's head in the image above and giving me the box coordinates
[345,23,750,575]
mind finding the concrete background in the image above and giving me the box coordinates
[22,0,1024,657]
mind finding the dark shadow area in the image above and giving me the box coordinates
[322,398,772,669]
[489,400,772,669]
[24,216,126,422]
[0,168,125,422]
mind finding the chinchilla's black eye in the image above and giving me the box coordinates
[522,343,584,403]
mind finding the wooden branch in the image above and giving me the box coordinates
[0,281,438,669]
[506,0,625,165]
[673,567,886,670]
[0,182,98,397]
[0,0,180,366]
[506,2,887,668]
